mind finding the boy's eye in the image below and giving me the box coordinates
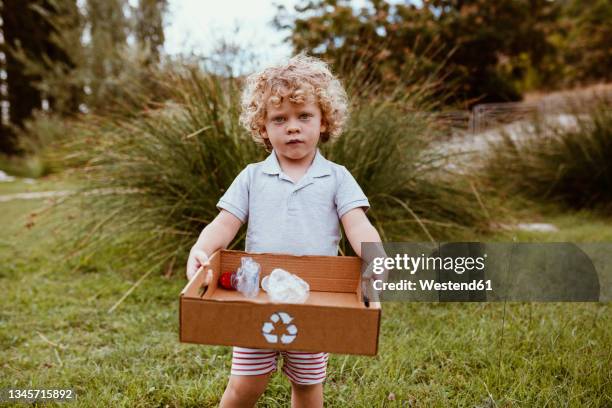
[299,113,312,120]
[272,116,285,124]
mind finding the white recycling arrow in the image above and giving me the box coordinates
[261,311,298,344]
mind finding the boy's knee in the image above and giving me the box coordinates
[290,382,323,408]
[223,374,270,404]
[291,381,322,394]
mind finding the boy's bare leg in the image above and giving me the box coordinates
[220,374,271,408]
[290,382,323,408]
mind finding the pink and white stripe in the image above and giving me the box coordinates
[231,347,329,385]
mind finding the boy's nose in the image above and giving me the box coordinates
[287,122,300,134]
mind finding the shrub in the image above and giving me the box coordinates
[482,100,612,212]
[60,62,489,277]
[16,112,86,176]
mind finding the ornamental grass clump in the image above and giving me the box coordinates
[482,100,612,212]
[63,66,264,275]
[324,99,487,248]
[62,61,489,278]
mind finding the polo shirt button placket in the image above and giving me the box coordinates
[287,189,298,212]
[280,181,295,246]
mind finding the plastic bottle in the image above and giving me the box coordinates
[221,257,260,298]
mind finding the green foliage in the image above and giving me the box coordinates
[1,0,83,123]
[275,1,451,103]
[3,0,171,122]
[275,0,556,107]
[276,0,612,103]
[0,153,46,178]
[86,0,132,109]
[78,0,170,113]
[15,111,91,176]
[557,0,612,86]
[0,0,81,154]
[483,100,612,212]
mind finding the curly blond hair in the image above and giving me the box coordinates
[240,54,348,149]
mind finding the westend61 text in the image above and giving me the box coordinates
[373,279,493,291]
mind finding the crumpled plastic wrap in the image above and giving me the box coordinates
[261,268,310,304]
[235,257,261,298]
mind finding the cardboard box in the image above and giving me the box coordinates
[179,249,381,355]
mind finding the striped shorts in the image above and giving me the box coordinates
[231,346,329,385]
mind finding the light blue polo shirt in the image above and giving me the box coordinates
[217,149,370,256]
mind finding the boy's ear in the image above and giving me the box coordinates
[259,127,268,139]
[320,119,327,133]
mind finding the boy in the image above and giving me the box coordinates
[186,54,382,408]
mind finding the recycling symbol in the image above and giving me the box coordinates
[261,311,298,344]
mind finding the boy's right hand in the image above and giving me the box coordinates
[186,249,213,285]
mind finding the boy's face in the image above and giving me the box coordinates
[261,96,326,165]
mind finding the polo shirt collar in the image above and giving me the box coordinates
[262,149,332,178]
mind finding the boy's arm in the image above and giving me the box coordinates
[186,210,243,280]
[341,208,388,303]
[340,207,381,257]
[192,209,243,255]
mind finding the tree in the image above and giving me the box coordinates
[1,0,82,123]
[27,0,83,115]
[88,0,128,60]
[23,0,171,115]
[1,0,66,153]
[84,0,171,112]
[86,0,129,106]
[0,0,18,154]
[559,0,612,85]
[276,0,559,107]
[1,0,44,128]
[278,2,431,80]
[135,0,168,65]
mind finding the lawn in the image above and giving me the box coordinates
[0,178,610,407]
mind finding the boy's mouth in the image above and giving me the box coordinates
[286,139,304,145]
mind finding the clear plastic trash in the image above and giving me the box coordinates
[261,268,310,304]
[235,257,261,298]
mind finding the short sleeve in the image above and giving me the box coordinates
[216,165,250,223]
[335,166,370,218]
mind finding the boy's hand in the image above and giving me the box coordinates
[362,261,384,304]
[186,249,213,285]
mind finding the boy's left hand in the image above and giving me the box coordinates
[186,249,213,285]
[362,261,383,304]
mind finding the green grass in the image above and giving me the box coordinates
[500,212,612,242]
[1,179,610,407]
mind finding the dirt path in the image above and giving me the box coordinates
[0,190,74,203]
[0,187,139,203]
